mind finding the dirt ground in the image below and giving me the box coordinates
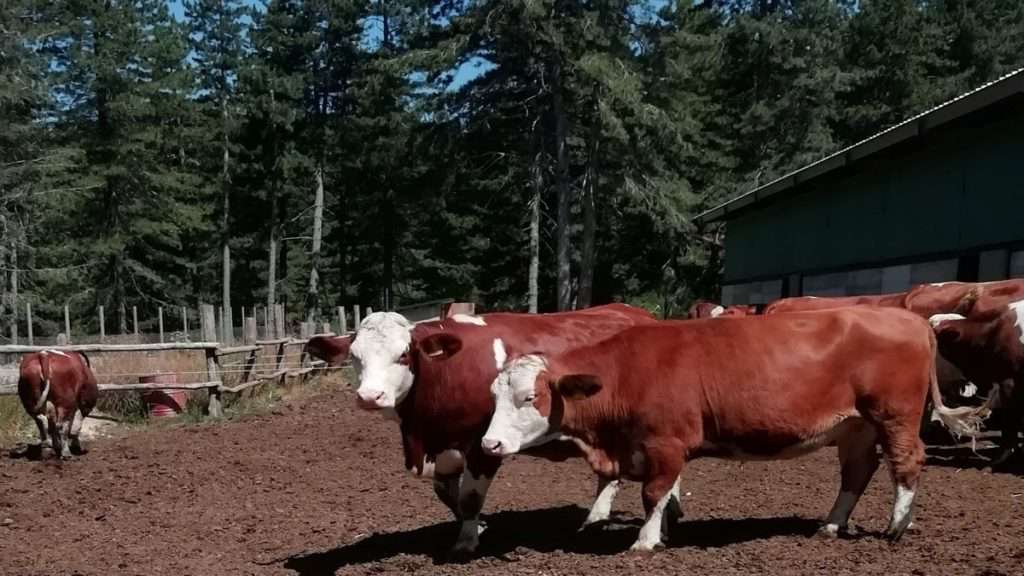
[1,384,1022,576]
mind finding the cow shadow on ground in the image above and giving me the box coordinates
[280,505,821,574]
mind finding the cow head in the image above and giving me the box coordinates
[481,353,603,457]
[350,312,416,411]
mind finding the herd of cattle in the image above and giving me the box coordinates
[13,278,1024,556]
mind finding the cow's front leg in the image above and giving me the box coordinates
[580,476,621,530]
[448,467,493,559]
[631,443,684,553]
[69,408,87,455]
[662,475,684,536]
[432,472,461,519]
[51,409,72,460]
[992,379,1021,470]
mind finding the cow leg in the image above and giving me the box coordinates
[992,379,1021,470]
[879,423,925,542]
[28,414,49,458]
[69,409,86,455]
[580,477,621,530]
[631,443,685,552]
[432,472,462,519]
[821,419,879,536]
[449,468,493,558]
[51,407,72,460]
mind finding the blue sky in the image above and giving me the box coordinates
[167,0,489,91]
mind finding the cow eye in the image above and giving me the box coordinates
[522,393,536,404]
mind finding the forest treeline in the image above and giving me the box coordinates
[1,0,1022,336]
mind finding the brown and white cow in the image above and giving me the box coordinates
[348,304,668,556]
[687,301,756,319]
[303,334,353,367]
[930,300,1024,467]
[18,350,98,459]
[482,307,985,552]
[903,279,1024,318]
[762,292,908,315]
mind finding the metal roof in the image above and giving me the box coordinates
[697,67,1024,224]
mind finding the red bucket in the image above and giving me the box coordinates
[140,373,185,418]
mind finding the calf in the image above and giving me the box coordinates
[930,301,1024,467]
[482,307,985,552]
[18,350,98,459]
[304,334,353,367]
[348,304,670,556]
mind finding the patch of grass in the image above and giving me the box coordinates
[0,396,33,447]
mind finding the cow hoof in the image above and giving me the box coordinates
[628,541,665,554]
[817,524,841,539]
[444,547,476,564]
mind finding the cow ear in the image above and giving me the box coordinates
[418,333,463,361]
[953,288,981,315]
[553,374,603,400]
[933,322,963,345]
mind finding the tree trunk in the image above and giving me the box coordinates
[552,58,572,312]
[578,97,599,310]
[306,165,324,321]
[528,138,542,314]
[221,97,232,341]
[267,193,278,319]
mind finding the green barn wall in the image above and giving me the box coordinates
[723,105,1024,284]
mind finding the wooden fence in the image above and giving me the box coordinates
[0,303,354,418]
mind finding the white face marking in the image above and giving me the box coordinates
[1009,300,1024,345]
[709,305,725,318]
[350,312,416,410]
[451,314,487,326]
[481,355,552,456]
[929,313,966,328]
[492,338,507,371]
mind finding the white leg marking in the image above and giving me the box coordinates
[33,414,49,445]
[70,409,85,437]
[582,477,620,527]
[889,484,915,535]
[631,491,672,552]
[823,491,859,535]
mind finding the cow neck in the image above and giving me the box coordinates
[549,353,629,459]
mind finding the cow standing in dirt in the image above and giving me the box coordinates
[18,350,98,459]
[481,308,985,552]
[930,300,1024,468]
[304,334,353,367]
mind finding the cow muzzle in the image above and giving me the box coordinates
[356,389,392,410]
[481,437,513,457]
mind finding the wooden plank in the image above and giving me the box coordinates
[274,304,285,339]
[255,338,289,345]
[158,307,164,343]
[216,344,260,356]
[0,342,220,354]
[98,381,221,392]
[132,306,138,336]
[99,305,105,342]
[338,306,347,335]
[64,305,71,344]
[244,317,258,345]
[26,303,33,346]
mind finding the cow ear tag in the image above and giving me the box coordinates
[419,333,463,361]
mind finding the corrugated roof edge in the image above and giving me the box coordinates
[696,67,1024,224]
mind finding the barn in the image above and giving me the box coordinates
[697,68,1024,306]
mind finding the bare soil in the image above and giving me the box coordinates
[1,384,1022,576]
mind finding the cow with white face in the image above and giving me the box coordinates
[350,312,416,414]
[347,304,664,557]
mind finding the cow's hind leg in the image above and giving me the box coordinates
[51,407,72,460]
[879,421,925,542]
[580,476,621,530]
[69,409,87,455]
[28,414,49,459]
[821,418,879,537]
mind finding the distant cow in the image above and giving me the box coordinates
[18,350,98,459]
[687,301,756,319]
[930,300,1024,467]
[349,304,666,556]
[904,279,1024,318]
[304,334,353,367]
[762,293,907,315]
[482,307,985,552]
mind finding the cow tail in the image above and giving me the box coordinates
[926,330,989,439]
[33,351,52,414]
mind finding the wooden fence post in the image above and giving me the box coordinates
[182,306,188,339]
[200,304,223,417]
[218,306,225,343]
[300,321,312,340]
[337,306,347,335]
[132,306,138,338]
[64,305,71,344]
[56,333,68,346]
[366,306,373,316]
[158,307,164,343]
[263,306,270,340]
[274,304,285,339]
[26,303,33,346]
[99,305,105,342]
[244,317,258,344]
[322,322,331,334]
[353,305,361,331]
